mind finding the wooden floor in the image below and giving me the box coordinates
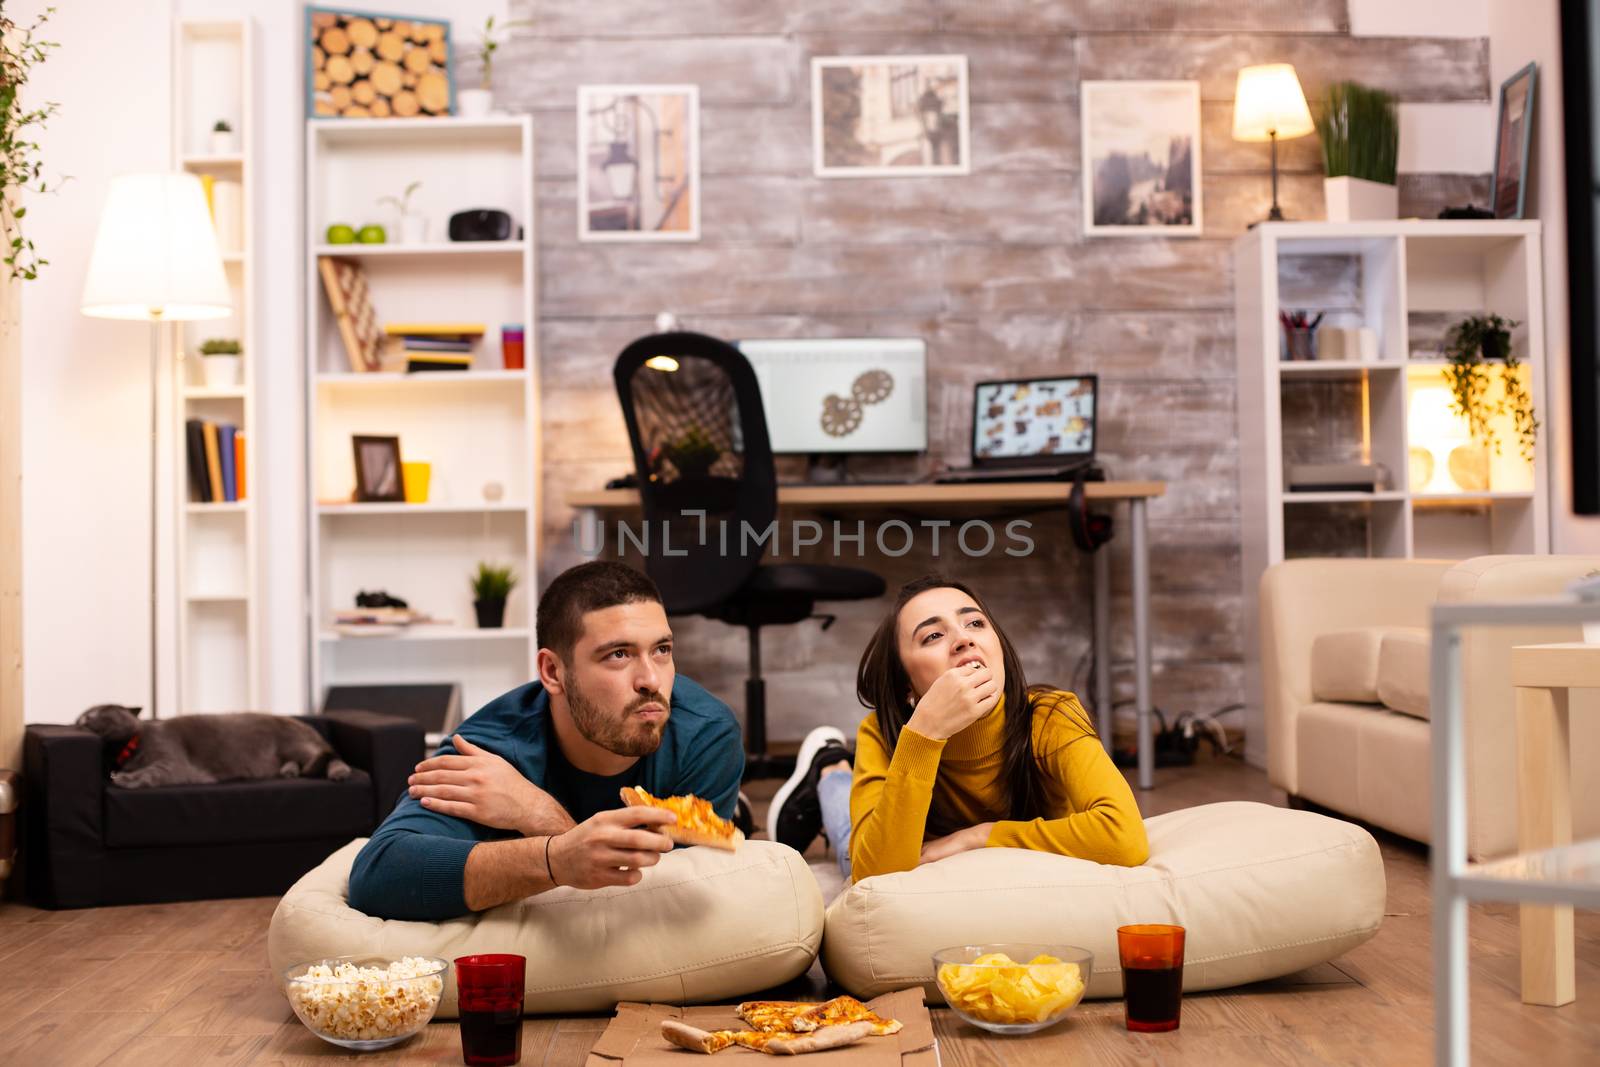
[2,757,1597,1065]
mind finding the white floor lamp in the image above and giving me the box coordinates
[80,173,232,718]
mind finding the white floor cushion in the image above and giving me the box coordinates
[821,801,1384,1000]
[269,838,824,1016]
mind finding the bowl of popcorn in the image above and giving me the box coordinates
[933,943,1092,1034]
[283,955,449,1051]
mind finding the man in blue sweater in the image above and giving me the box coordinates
[348,561,745,921]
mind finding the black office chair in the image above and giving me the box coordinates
[614,332,886,777]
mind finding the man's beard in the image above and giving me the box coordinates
[566,677,669,758]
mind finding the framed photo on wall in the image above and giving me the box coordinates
[1081,80,1203,236]
[812,55,971,177]
[305,8,453,119]
[1492,62,1538,220]
[578,85,701,242]
[352,435,405,502]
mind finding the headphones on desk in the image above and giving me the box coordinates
[1068,467,1113,552]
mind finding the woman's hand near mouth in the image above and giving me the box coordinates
[906,660,1001,740]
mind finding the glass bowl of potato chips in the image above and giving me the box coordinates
[933,944,1093,1034]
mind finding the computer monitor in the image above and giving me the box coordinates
[736,338,927,453]
[971,375,1097,468]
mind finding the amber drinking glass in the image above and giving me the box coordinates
[1117,924,1185,1033]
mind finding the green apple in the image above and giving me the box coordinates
[325,223,356,244]
[357,224,387,244]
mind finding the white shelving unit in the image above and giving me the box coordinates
[1235,220,1549,765]
[305,115,539,717]
[172,18,258,712]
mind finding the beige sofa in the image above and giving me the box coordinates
[1261,555,1600,859]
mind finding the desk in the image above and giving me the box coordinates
[566,480,1167,788]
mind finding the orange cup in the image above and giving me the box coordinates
[1117,924,1185,1033]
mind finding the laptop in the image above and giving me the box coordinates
[935,374,1099,483]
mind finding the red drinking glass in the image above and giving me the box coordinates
[455,953,525,1066]
[1117,924,1185,1033]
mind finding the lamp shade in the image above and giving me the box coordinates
[81,172,231,321]
[1232,64,1315,142]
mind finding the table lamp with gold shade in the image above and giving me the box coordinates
[81,172,232,718]
[1232,63,1315,223]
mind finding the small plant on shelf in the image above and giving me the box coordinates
[471,562,517,629]
[1314,81,1398,185]
[664,426,721,477]
[379,180,426,243]
[477,14,531,91]
[212,119,232,133]
[378,180,421,217]
[1438,313,1537,461]
[198,338,242,356]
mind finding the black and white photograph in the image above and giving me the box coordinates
[351,434,404,502]
[811,55,970,177]
[1492,62,1537,220]
[1081,80,1202,236]
[578,84,700,241]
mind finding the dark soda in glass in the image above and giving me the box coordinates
[1122,958,1183,1032]
[456,954,525,1066]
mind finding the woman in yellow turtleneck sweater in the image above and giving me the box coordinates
[769,574,1148,882]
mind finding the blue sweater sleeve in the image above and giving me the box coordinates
[347,792,508,921]
[673,719,745,821]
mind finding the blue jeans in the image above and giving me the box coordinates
[818,769,853,880]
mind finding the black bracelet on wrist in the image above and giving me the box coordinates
[544,833,559,886]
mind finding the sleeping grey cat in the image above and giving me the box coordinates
[76,704,352,788]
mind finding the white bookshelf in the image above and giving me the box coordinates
[171,18,258,713]
[305,115,539,717]
[1235,219,1550,766]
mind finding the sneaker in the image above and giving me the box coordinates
[768,726,849,852]
[733,791,755,838]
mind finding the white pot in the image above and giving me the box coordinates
[202,354,242,388]
[457,88,493,118]
[210,130,237,155]
[399,215,428,244]
[1323,177,1398,222]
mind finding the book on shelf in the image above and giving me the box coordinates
[218,424,237,502]
[186,418,247,503]
[383,322,486,338]
[400,337,475,352]
[202,422,224,502]
[405,352,473,373]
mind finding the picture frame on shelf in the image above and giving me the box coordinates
[811,54,971,178]
[1081,80,1203,237]
[1491,61,1538,220]
[352,434,405,502]
[305,7,453,119]
[578,84,701,242]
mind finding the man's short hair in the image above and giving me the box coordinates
[536,561,663,663]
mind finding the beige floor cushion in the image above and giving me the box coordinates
[821,801,1384,1001]
[269,838,824,1016]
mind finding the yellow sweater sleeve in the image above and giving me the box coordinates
[847,716,946,881]
[985,705,1149,867]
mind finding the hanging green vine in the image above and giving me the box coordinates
[1438,313,1538,462]
[0,7,61,281]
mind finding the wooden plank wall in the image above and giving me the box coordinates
[484,1,1492,744]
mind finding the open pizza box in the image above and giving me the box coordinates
[584,989,937,1067]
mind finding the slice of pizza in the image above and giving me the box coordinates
[792,996,902,1036]
[737,996,901,1036]
[620,786,744,852]
[660,1020,874,1056]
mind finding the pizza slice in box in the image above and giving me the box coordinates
[738,996,902,1036]
[619,787,743,852]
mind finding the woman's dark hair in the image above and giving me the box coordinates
[856,574,1095,828]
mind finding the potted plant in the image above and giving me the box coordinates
[471,562,517,629]
[459,14,529,117]
[210,119,236,155]
[1315,82,1399,222]
[1439,313,1538,462]
[1,7,60,282]
[379,180,425,244]
[664,426,720,478]
[197,337,243,387]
